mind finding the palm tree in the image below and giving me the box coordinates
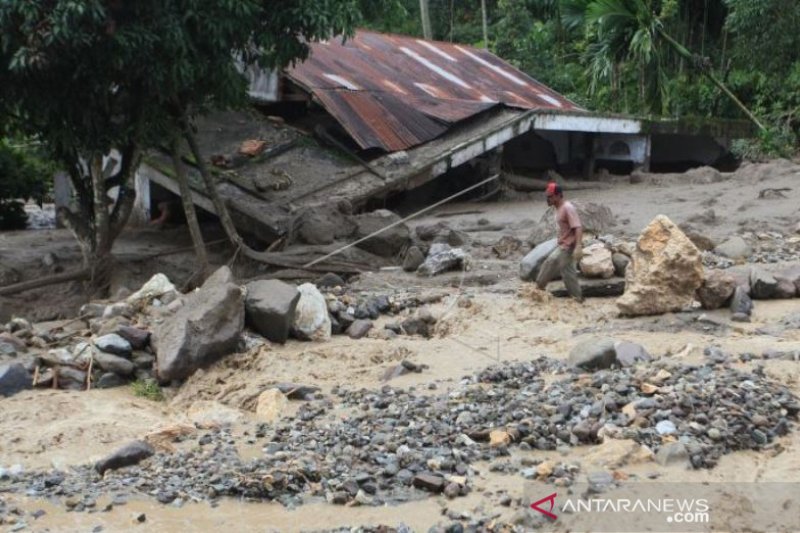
[563,0,764,129]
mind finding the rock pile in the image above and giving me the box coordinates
[4,354,796,511]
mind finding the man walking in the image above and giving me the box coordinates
[536,182,584,302]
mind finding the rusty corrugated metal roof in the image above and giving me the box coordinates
[287,30,582,152]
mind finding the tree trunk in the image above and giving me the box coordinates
[481,0,489,48]
[657,28,765,131]
[170,140,209,280]
[419,0,432,39]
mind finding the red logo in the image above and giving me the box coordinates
[531,492,558,520]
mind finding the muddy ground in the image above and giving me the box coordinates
[1,160,799,532]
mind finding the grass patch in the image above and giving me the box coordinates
[131,378,164,402]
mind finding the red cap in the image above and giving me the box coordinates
[545,182,560,196]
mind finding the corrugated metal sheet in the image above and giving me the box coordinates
[288,30,582,152]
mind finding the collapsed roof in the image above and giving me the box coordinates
[287,30,582,152]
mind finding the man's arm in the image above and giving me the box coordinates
[573,226,584,257]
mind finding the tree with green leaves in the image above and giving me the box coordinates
[561,0,763,128]
[0,0,359,293]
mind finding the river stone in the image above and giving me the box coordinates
[714,236,751,259]
[569,338,617,370]
[154,266,244,382]
[245,280,300,344]
[611,253,630,277]
[97,373,126,389]
[255,389,288,423]
[95,334,132,357]
[0,363,31,397]
[750,268,778,299]
[347,319,373,339]
[402,246,425,272]
[655,442,690,467]
[520,239,558,282]
[95,441,155,475]
[93,351,135,376]
[614,341,651,367]
[579,243,614,279]
[353,209,409,257]
[696,270,736,310]
[126,274,177,306]
[617,215,704,316]
[115,326,151,350]
[774,275,797,299]
[730,286,753,317]
[291,283,331,342]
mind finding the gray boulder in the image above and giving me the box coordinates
[774,276,797,299]
[569,338,617,370]
[611,253,630,277]
[116,326,151,350]
[520,239,558,282]
[93,351,135,376]
[97,373,126,389]
[714,236,751,259]
[614,341,651,367]
[353,210,409,257]
[95,441,155,475]
[402,246,425,272]
[95,333,132,357]
[347,319,373,339]
[730,286,753,317]
[244,280,300,344]
[0,363,31,397]
[750,268,778,299]
[417,243,468,276]
[154,266,244,383]
[569,338,649,370]
[696,270,737,310]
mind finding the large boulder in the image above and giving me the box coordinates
[417,243,468,276]
[714,236,751,260]
[696,270,737,310]
[353,209,409,257]
[617,215,704,316]
[750,268,778,299]
[579,243,614,279]
[0,363,31,397]
[154,266,244,383]
[244,280,300,344]
[780,266,800,296]
[569,338,650,371]
[292,283,331,342]
[519,239,558,281]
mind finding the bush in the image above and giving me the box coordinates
[131,378,164,401]
[0,138,55,230]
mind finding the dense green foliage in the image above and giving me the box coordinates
[361,0,799,154]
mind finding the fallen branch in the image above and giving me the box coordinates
[0,267,91,296]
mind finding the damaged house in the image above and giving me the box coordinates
[128,30,752,253]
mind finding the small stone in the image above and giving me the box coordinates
[95,334,133,357]
[444,482,461,499]
[655,442,690,467]
[255,389,288,423]
[656,420,676,435]
[413,473,446,493]
[116,326,151,350]
[707,428,722,441]
[132,513,146,524]
[347,319,373,340]
[752,429,768,445]
[97,373,126,389]
[403,246,425,272]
